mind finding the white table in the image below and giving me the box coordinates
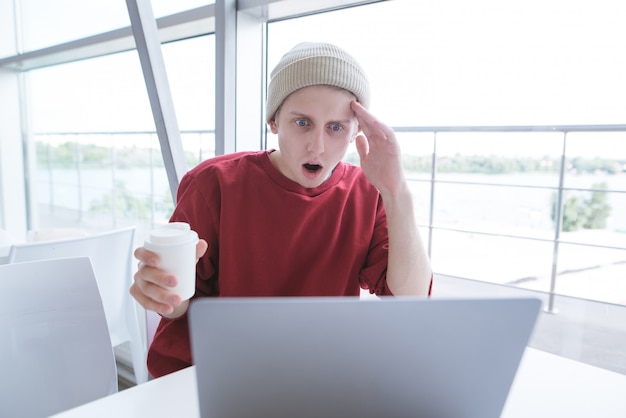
[502,348,626,417]
[51,348,626,418]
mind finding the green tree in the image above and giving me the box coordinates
[583,182,611,229]
[553,195,586,232]
[90,181,152,220]
[551,182,612,232]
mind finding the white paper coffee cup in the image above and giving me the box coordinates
[144,222,199,300]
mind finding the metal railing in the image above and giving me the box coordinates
[395,124,626,312]
[33,125,626,312]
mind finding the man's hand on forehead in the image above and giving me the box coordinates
[351,101,405,197]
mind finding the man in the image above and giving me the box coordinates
[131,42,432,378]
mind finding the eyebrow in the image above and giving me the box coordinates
[287,111,354,125]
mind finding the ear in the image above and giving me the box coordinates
[269,118,279,134]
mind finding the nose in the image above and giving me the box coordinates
[306,127,325,154]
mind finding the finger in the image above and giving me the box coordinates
[135,263,177,289]
[351,101,392,144]
[132,267,182,308]
[134,246,160,267]
[355,134,369,161]
[351,101,381,131]
[129,282,177,316]
[196,239,208,261]
[351,101,376,130]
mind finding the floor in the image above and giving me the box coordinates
[434,274,626,375]
[118,375,135,391]
[117,361,137,391]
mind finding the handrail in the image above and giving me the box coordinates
[33,124,626,135]
[32,127,626,311]
[393,124,626,133]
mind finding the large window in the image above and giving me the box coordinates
[266,0,626,306]
[1,0,624,375]
[28,34,215,244]
[18,0,130,52]
[16,0,213,52]
[263,0,626,374]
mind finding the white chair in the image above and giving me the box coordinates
[27,227,88,242]
[7,227,149,384]
[0,257,118,418]
[0,228,18,264]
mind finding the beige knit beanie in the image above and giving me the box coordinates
[266,42,371,123]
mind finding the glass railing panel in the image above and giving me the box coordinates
[432,181,557,240]
[407,180,432,226]
[33,129,216,250]
[561,132,626,251]
[33,133,171,236]
[553,243,626,305]
[430,230,554,289]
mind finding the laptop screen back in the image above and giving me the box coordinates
[189,297,541,418]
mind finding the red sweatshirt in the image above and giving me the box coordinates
[147,150,393,377]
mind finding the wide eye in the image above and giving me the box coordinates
[295,119,309,127]
[329,123,343,132]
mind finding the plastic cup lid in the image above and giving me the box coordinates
[148,222,197,245]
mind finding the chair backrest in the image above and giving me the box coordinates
[7,227,149,383]
[8,227,137,346]
[27,227,87,242]
[0,228,18,264]
[0,257,118,418]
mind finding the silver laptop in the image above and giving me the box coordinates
[189,296,541,418]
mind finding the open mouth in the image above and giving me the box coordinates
[303,163,322,173]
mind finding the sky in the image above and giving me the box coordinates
[20,0,626,159]
[267,0,626,128]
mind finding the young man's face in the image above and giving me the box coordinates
[269,85,360,189]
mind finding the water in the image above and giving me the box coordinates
[36,169,626,231]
